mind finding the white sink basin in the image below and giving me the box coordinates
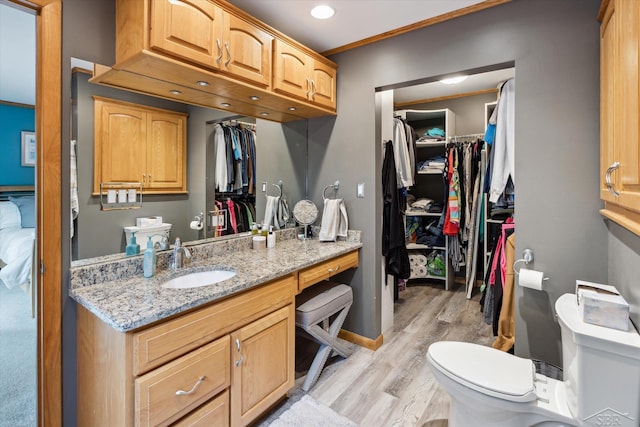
[161,269,236,289]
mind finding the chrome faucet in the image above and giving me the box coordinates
[171,237,191,270]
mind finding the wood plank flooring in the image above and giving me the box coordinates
[256,281,494,426]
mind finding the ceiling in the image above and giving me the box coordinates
[0,0,513,106]
[226,0,488,54]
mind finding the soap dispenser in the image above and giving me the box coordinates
[125,231,140,256]
[267,226,276,248]
[143,236,156,278]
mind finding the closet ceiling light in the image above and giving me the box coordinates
[310,5,335,19]
[440,76,468,85]
[169,89,182,95]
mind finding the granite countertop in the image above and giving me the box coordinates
[70,237,362,332]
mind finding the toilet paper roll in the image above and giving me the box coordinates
[518,268,545,291]
[190,220,203,231]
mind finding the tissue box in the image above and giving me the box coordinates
[575,280,629,331]
[136,216,163,228]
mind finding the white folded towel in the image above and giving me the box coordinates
[264,195,281,229]
[319,198,348,242]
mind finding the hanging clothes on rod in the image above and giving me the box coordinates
[213,122,257,195]
[382,140,411,301]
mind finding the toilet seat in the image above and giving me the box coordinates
[428,341,537,403]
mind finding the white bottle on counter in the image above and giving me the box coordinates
[267,226,276,248]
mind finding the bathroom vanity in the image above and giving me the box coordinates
[70,232,361,426]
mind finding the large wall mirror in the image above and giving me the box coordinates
[70,58,308,263]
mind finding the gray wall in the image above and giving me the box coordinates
[608,223,640,328]
[308,0,607,366]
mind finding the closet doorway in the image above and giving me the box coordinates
[379,64,515,333]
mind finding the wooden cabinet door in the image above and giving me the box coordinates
[149,0,223,69]
[222,12,272,88]
[94,98,147,193]
[309,58,337,110]
[601,0,640,213]
[146,111,187,191]
[615,0,640,210]
[273,39,311,101]
[230,305,294,426]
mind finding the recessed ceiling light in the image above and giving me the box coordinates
[311,5,335,19]
[250,96,260,101]
[440,76,468,85]
[196,80,209,86]
[169,89,182,95]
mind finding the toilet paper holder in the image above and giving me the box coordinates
[513,249,550,281]
[513,248,535,275]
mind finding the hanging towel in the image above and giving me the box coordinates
[319,199,348,242]
[263,195,279,229]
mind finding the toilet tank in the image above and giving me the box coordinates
[556,293,640,426]
[124,223,172,249]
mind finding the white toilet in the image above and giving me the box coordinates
[426,293,640,427]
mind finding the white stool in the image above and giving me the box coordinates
[295,281,353,391]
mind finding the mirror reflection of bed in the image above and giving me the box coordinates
[0,187,36,315]
[0,186,37,425]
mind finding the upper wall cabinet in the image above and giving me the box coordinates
[149,0,272,88]
[273,39,337,110]
[599,0,640,235]
[93,97,187,195]
[91,0,337,122]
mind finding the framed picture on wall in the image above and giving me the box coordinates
[21,131,36,167]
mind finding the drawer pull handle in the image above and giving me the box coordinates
[175,376,206,396]
[235,338,244,367]
[328,265,341,273]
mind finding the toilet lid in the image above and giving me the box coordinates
[427,341,537,403]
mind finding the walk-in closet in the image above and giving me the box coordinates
[381,65,517,352]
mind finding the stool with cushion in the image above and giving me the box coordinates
[295,280,353,391]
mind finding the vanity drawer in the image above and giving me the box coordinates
[133,274,295,375]
[135,336,230,427]
[173,389,229,427]
[297,250,359,293]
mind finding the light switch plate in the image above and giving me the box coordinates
[262,182,267,192]
[357,183,365,198]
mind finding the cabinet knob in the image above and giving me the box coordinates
[605,161,620,197]
[328,264,341,273]
[142,173,146,185]
[305,77,310,97]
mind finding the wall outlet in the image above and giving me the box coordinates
[357,183,365,198]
